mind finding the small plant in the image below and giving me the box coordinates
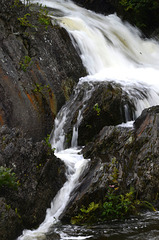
[71,186,156,225]
[18,13,35,28]
[44,134,55,154]
[0,166,19,190]
[38,7,51,29]
[11,0,21,8]
[20,55,33,72]
[71,202,100,225]
[93,103,101,116]
[44,134,52,148]
[102,187,134,220]
[33,83,44,93]
[15,207,21,219]
[33,83,51,94]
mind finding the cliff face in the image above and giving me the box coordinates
[0,1,86,239]
[0,0,86,142]
[0,125,66,240]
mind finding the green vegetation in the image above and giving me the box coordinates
[18,13,35,28]
[38,6,52,29]
[0,166,19,190]
[11,0,21,8]
[13,0,31,7]
[71,202,100,225]
[20,55,33,72]
[15,0,52,30]
[119,0,159,31]
[102,187,135,220]
[71,186,156,225]
[44,134,52,149]
[93,103,101,116]
[33,83,51,93]
[120,0,159,12]
[44,134,55,154]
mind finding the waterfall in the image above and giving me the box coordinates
[18,0,159,239]
[33,0,159,116]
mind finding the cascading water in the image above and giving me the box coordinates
[18,0,159,239]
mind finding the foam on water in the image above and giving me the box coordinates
[18,0,159,239]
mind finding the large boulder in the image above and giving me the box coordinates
[61,105,159,222]
[77,82,135,145]
[60,81,135,148]
[0,0,86,142]
[0,125,66,240]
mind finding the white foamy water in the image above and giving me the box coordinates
[34,0,159,117]
[18,147,89,240]
[18,0,159,239]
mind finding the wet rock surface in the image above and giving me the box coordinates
[61,105,159,222]
[0,125,66,240]
[60,81,135,148]
[1,0,159,238]
[0,1,86,238]
[0,0,86,142]
[77,82,135,145]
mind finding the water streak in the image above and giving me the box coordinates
[18,0,159,239]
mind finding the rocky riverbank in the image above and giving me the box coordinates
[0,0,86,142]
[1,0,159,239]
[61,106,159,223]
[0,0,86,239]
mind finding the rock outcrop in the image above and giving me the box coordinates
[61,105,159,222]
[58,81,135,148]
[0,0,86,239]
[0,125,66,240]
[0,0,86,142]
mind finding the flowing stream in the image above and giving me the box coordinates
[18,0,159,239]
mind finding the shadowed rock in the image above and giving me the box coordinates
[0,0,86,142]
[61,105,159,222]
[0,125,66,240]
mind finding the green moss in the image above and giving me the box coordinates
[19,55,33,72]
[62,78,75,101]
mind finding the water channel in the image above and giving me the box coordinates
[18,0,159,239]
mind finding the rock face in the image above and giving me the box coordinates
[0,1,86,239]
[59,81,135,148]
[77,82,135,145]
[61,105,159,222]
[0,0,86,142]
[0,125,66,240]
